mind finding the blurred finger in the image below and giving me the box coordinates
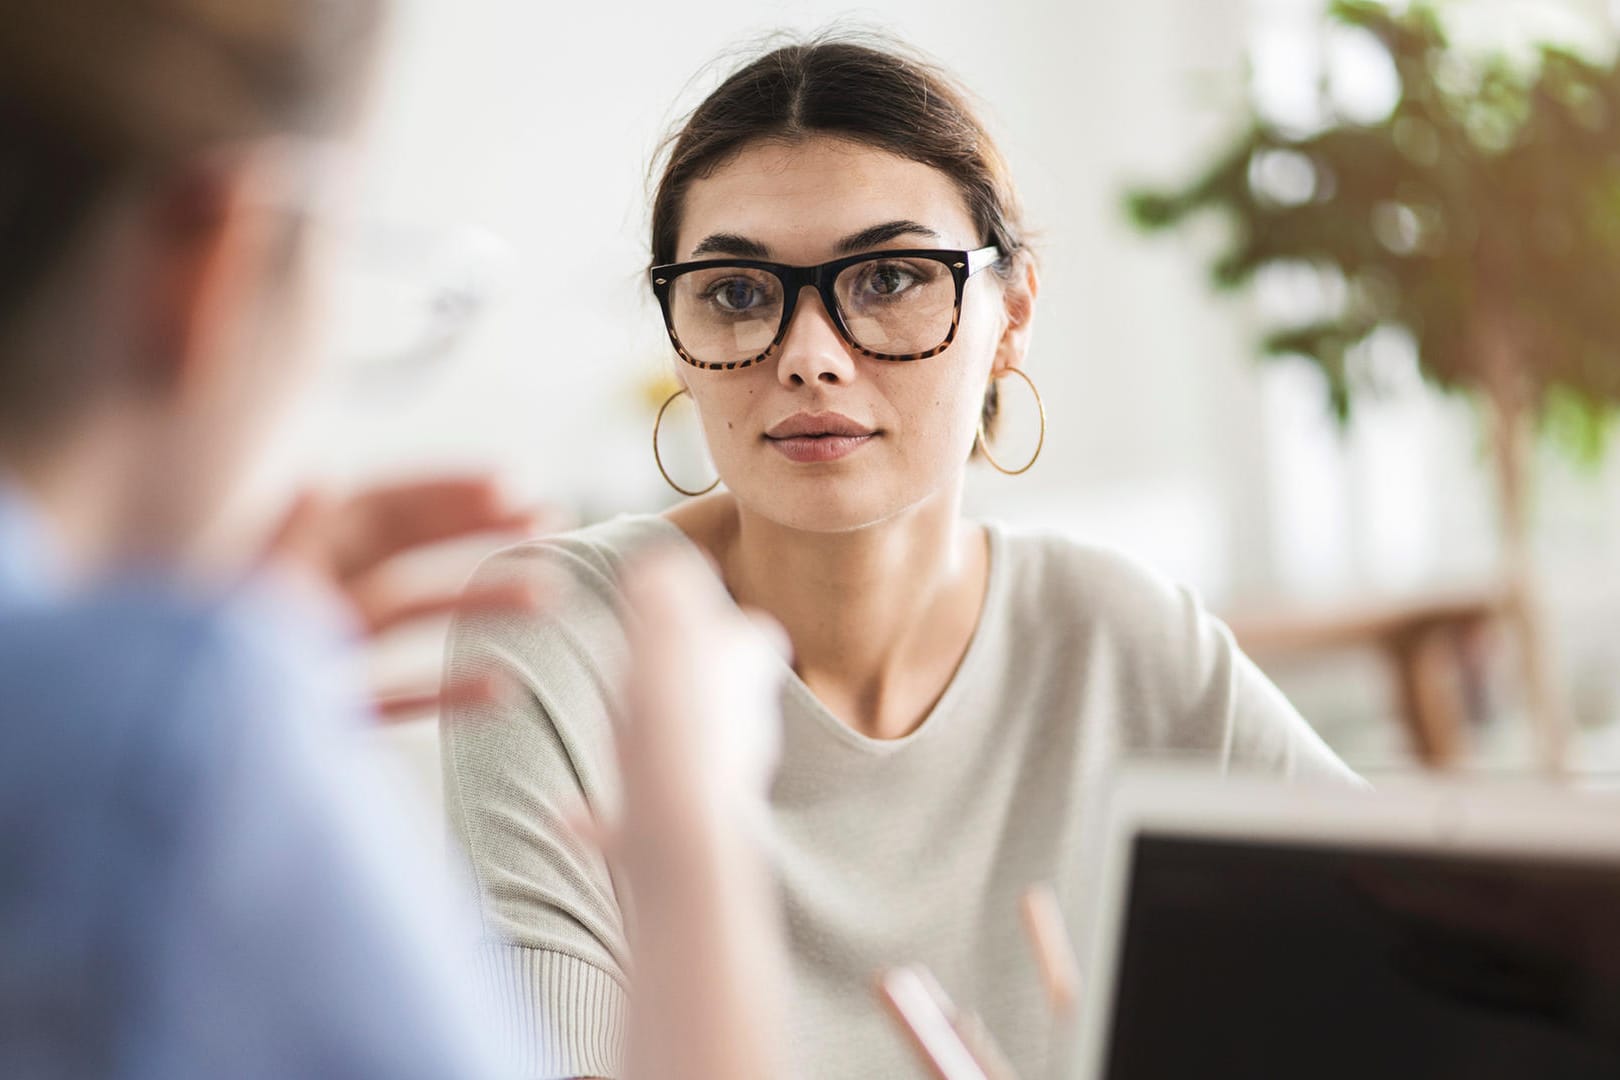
[351,578,547,637]
[883,968,1016,1080]
[1020,884,1081,1018]
[876,967,990,1080]
[261,489,340,575]
[373,673,502,724]
[372,689,443,724]
[333,476,549,581]
[951,1013,1019,1080]
[907,970,1017,1080]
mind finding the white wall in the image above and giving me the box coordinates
[278,0,1280,600]
[321,1,1620,777]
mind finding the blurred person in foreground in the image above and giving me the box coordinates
[0,2,787,1078]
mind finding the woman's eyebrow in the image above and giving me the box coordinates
[834,220,941,254]
[686,220,944,262]
[688,232,771,258]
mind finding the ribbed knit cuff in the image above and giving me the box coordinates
[476,944,627,1079]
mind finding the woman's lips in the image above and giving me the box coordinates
[765,432,878,463]
[763,411,878,463]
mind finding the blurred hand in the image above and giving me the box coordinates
[616,546,786,832]
[603,547,791,1080]
[263,475,547,723]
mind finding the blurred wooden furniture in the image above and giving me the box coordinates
[1227,590,1505,769]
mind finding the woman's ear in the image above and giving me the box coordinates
[992,257,1039,376]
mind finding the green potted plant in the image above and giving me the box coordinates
[1129,0,1620,771]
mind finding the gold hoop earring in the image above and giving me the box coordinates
[976,367,1046,476]
[653,387,720,497]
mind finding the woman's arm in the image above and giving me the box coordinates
[441,542,633,1078]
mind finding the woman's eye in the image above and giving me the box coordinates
[861,263,918,298]
[707,279,767,312]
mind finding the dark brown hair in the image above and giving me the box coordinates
[649,35,1033,439]
[0,0,383,439]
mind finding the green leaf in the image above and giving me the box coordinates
[1126,0,1620,465]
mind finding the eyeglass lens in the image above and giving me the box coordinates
[668,255,957,367]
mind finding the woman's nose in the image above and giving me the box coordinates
[775,287,857,388]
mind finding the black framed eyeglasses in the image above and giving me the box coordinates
[649,245,1002,371]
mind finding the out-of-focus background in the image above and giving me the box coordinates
[285,0,1620,810]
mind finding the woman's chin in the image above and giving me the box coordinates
[731,477,935,536]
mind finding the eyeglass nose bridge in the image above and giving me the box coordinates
[770,263,859,357]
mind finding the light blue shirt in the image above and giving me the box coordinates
[0,485,509,1080]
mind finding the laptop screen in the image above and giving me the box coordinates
[1100,834,1620,1079]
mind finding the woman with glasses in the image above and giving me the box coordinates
[443,35,1358,1079]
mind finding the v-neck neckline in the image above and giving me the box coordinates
[639,514,1006,755]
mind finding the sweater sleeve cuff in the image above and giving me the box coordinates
[475,943,627,1079]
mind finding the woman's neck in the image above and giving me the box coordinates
[680,491,989,740]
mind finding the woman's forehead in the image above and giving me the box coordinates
[676,136,980,261]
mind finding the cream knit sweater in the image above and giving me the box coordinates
[441,514,1356,1079]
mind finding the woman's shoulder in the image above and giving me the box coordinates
[987,523,1355,779]
[990,522,1199,628]
[450,514,687,678]
[986,522,1235,679]
[467,513,685,593]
